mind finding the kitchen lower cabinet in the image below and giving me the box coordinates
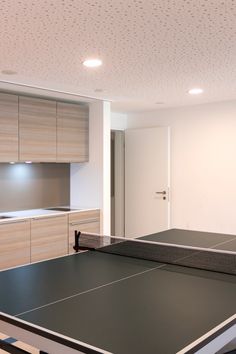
[31,214,68,262]
[68,210,100,253]
[0,220,30,270]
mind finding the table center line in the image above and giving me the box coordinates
[172,235,236,264]
[210,236,236,249]
[15,263,166,318]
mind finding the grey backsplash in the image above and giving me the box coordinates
[0,163,70,212]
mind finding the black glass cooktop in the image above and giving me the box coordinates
[45,207,79,212]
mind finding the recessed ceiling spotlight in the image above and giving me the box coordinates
[25,161,32,164]
[1,69,17,75]
[9,162,15,164]
[83,59,102,68]
[188,88,203,95]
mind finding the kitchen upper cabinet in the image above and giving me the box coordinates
[68,210,100,253]
[0,219,30,270]
[57,102,89,162]
[19,96,57,162]
[0,92,89,163]
[0,93,18,162]
[31,214,68,262]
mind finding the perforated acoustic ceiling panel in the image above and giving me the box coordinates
[0,0,235,112]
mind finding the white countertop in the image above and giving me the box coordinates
[1,209,62,218]
[0,206,99,221]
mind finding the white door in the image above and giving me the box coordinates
[125,127,170,238]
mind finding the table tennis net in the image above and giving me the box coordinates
[78,232,236,276]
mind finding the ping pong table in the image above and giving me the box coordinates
[1,228,236,354]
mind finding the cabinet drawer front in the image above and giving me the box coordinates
[31,215,68,262]
[0,93,18,162]
[57,102,89,162]
[0,220,30,270]
[69,210,100,224]
[19,96,57,162]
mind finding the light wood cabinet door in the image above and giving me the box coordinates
[19,96,57,162]
[0,93,18,162]
[31,215,68,262]
[57,102,89,162]
[69,210,100,253]
[0,220,30,270]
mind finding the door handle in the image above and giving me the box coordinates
[156,191,167,200]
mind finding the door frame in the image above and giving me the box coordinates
[111,130,125,236]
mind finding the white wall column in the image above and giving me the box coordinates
[70,100,111,235]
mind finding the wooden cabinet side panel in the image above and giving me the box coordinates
[0,93,18,162]
[19,96,57,161]
[57,102,89,162]
[31,215,68,262]
[0,221,30,270]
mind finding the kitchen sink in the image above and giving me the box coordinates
[44,207,79,212]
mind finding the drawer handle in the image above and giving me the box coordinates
[0,219,28,225]
[32,215,67,221]
[70,218,99,226]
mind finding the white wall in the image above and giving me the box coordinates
[127,100,236,235]
[71,101,111,235]
[111,112,127,130]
